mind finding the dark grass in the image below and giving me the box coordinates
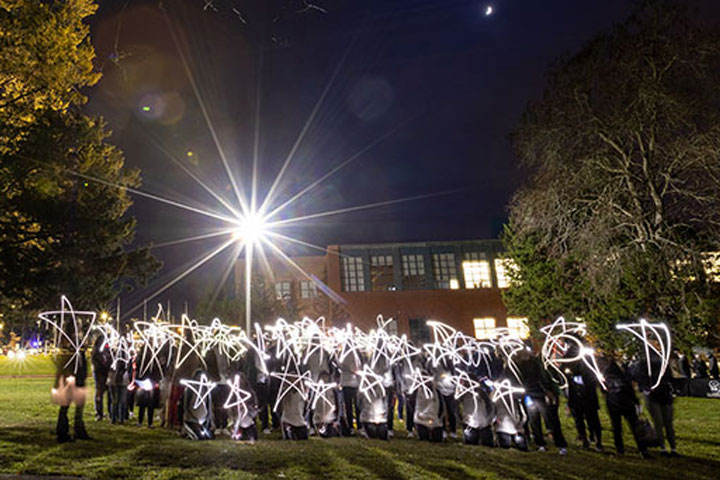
[1,360,719,479]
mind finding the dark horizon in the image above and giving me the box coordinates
[84,0,720,316]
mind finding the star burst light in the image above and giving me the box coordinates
[66,13,459,328]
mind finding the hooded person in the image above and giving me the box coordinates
[457,375,496,446]
[91,334,112,421]
[181,369,215,440]
[311,371,343,438]
[227,373,259,442]
[412,365,444,443]
[493,373,528,451]
[358,365,390,440]
[279,388,309,440]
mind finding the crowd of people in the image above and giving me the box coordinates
[46,311,690,460]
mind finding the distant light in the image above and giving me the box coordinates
[142,105,151,112]
[449,279,460,290]
[7,350,15,360]
[100,311,109,321]
[232,213,268,243]
[83,182,89,187]
[17,350,26,360]
[186,151,194,157]
[485,5,493,16]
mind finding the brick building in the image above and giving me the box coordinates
[235,239,528,343]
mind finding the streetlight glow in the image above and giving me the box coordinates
[232,213,268,244]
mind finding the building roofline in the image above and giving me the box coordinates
[330,239,503,250]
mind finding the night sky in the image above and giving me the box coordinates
[84,0,719,315]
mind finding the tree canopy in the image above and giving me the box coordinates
[0,1,159,322]
[504,0,720,350]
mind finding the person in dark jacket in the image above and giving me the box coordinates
[516,350,567,454]
[567,360,603,451]
[91,335,112,421]
[599,355,650,458]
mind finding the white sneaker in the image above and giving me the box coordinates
[263,428,272,434]
[388,430,394,438]
[559,448,567,456]
[407,431,414,438]
[449,432,458,439]
[359,428,369,439]
[538,446,547,452]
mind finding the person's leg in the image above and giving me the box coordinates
[479,425,495,447]
[646,397,666,451]
[405,393,416,433]
[417,424,429,441]
[463,425,479,445]
[57,406,71,442]
[527,398,546,448]
[662,402,676,452]
[378,422,389,440]
[386,387,395,432]
[397,393,404,421]
[430,427,444,443]
[256,382,269,431]
[444,394,457,434]
[542,400,567,449]
[93,371,104,419]
[119,387,128,424]
[342,387,357,430]
[586,407,603,450]
[623,407,648,456]
[147,406,155,427]
[138,405,146,426]
[74,403,90,439]
[608,407,624,454]
[571,406,589,447]
[515,433,529,451]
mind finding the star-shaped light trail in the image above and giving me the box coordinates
[181,373,217,409]
[39,296,97,374]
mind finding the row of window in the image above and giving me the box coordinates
[342,252,516,292]
[473,317,529,340]
[274,280,318,300]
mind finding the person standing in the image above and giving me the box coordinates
[52,337,91,442]
[91,335,112,421]
[600,355,650,459]
[633,354,678,457]
[516,349,568,454]
[338,349,362,435]
[568,360,603,451]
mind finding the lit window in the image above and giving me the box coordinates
[463,252,491,288]
[473,317,496,339]
[275,281,292,300]
[300,281,318,299]
[402,254,426,289]
[433,253,458,289]
[371,255,395,291]
[507,317,529,339]
[342,256,365,292]
[494,258,518,288]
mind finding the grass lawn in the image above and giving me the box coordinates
[1,358,719,479]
